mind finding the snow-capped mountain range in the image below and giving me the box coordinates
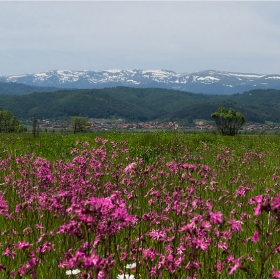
[1,69,280,95]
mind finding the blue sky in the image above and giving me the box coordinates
[1,1,280,75]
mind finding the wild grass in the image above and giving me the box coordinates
[0,132,280,278]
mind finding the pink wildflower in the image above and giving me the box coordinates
[35,224,44,230]
[209,211,223,224]
[228,219,243,232]
[147,229,167,242]
[271,194,280,211]
[218,241,228,251]
[142,248,156,261]
[193,237,211,251]
[36,242,55,253]
[123,162,136,173]
[254,203,262,216]
[17,241,32,250]
[120,252,127,261]
[3,247,16,259]
[0,196,8,215]
[271,266,280,278]
[228,255,243,275]
[82,141,89,147]
[251,231,260,243]
[216,260,223,273]
[97,270,105,278]
[37,233,46,243]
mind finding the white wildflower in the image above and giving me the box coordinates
[117,273,135,279]
[66,269,81,275]
[125,263,137,269]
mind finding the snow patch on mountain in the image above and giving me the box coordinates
[265,76,280,80]
[226,73,265,79]
[1,69,280,95]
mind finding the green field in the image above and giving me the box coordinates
[0,131,280,278]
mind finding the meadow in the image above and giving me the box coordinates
[0,131,280,278]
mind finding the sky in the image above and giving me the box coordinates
[1,1,280,76]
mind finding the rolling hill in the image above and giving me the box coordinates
[0,86,279,124]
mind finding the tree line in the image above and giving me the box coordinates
[0,105,246,136]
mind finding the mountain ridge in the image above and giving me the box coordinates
[1,69,280,95]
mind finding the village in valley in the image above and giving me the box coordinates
[21,117,280,134]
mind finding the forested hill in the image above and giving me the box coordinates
[0,86,279,124]
[0,82,61,95]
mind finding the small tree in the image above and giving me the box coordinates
[0,108,24,133]
[32,115,39,137]
[72,116,90,134]
[211,107,245,136]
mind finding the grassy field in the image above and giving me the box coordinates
[0,131,280,278]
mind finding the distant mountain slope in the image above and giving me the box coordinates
[0,82,61,95]
[1,69,280,95]
[0,87,279,124]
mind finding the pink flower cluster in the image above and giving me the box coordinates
[0,137,279,278]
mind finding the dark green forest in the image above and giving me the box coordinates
[0,82,60,95]
[0,84,279,124]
